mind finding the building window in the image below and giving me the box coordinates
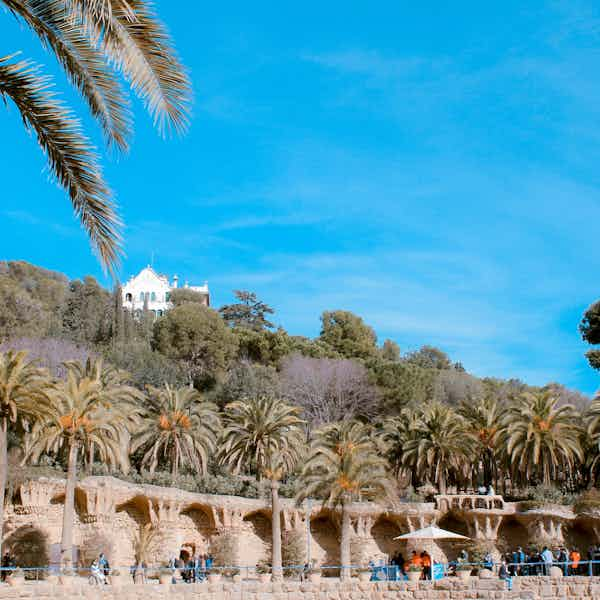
[165,292,171,302]
[157,310,163,317]
[125,293,132,302]
[139,292,144,301]
[150,292,156,302]
[144,292,150,301]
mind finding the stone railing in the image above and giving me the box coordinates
[435,493,508,512]
[3,576,600,600]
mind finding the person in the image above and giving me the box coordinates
[569,548,580,576]
[1,552,10,583]
[498,560,512,590]
[487,485,495,496]
[90,559,106,585]
[557,548,568,576]
[541,547,554,576]
[483,552,493,571]
[458,549,469,564]
[421,551,431,581]
[516,547,526,576]
[478,485,486,495]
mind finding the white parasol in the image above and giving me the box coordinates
[394,525,469,541]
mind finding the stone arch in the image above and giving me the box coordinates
[4,525,50,574]
[437,512,470,562]
[497,518,529,554]
[113,495,153,565]
[309,511,340,572]
[178,504,215,557]
[371,516,403,561]
[241,510,272,566]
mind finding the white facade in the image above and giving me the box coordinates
[122,266,209,317]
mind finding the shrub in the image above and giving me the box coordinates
[574,488,600,515]
[520,485,575,507]
[282,530,305,578]
[210,531,239,573]
[4,525,49,578]
[402,485,425,503]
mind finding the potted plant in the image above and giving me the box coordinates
[59,567,75,587]
[357,566,372,582]
[407,564,422,582]
[308,565,321,583]
[110,568,125,587]
[456,563,472,582]
[158,565,172,585]
[207,568,222,583]
[256,560,271,583]
[7,567,24,587]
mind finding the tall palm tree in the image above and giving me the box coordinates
[65,357,143,471]
[26,362,134,566]
[401,403,473,494]
[297,421,394,579]
[1,0,191,272]
[380,409,420,480]
[503,390,583,486]
[459,397,503,489]
[131,384,220,478]
[0,350,50,554]
[219,396,305,578]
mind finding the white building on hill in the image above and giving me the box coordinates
[122,266,209,318]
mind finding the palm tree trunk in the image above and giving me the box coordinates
[271,479,282,580]
[0,417,7,556]
[340,498,351,580]
[87,441,94,474]
[61,440,78,567]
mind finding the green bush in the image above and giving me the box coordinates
[520,485,574,506]
[282,530,305,578]
[574,488,600,515]
[210,531,239,571]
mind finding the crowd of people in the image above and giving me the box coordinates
[166,552,214,583]
[500,545,600,577]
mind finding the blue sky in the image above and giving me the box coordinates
[2,1,600,394]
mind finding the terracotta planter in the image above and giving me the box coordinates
[259,573,271,583]
[159,573,172,585]
[309,573,321,583]
[407,570,421,582]
[457,570,472,583]
[59,575,74,587]
[207,573,222,583]
[7,575,24,587]
[358,571,371,582]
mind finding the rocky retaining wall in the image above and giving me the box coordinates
[1,576,600,600]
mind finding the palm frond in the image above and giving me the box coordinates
[5,0,132,149]
[0,55,122,273]
[80,0,191,134]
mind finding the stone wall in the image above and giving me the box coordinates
[4,476,600,568]
[2,576,600,600]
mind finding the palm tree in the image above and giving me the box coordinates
[0,350,50,553]
[459,397,503,489]
[380,409,420,481]
[26,362,134,566]
[297,421,394,579]
[131,384,220,478]
[401,403,473,494]
[65,357,143,471]
[503,390,583,486]
[1,0,191,271]
[219,396,305,578]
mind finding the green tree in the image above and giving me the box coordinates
[220,396,305,577]
[402,403,473,493]
[213,361,280,408]
[380,339,400,362]
[380,409,421,479]
[405,345,451,370]
[26,362,134,566]
[297,421,393,579]
[152,304,238,388]
[319,310,377,360]
[62,276,111,344]
[580,301,600,370]
[1,0,191,270]
[219,290,275,331]
[0,350,50,554]
[170,288,209,307]
[132,385,220,477]
[503,391,583,486]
